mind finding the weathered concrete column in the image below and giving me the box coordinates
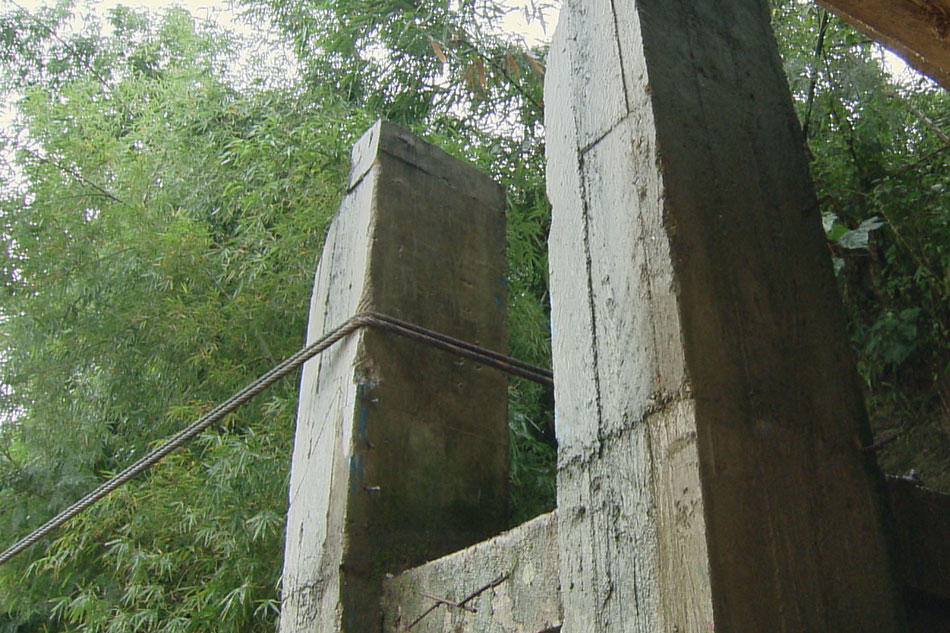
[546,2,906,632]
[280,121,508,633]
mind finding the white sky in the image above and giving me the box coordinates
[4,0,922,84]
[0,0,558,177]
[10,0,268,30]
[5,0,557,42]
[1,0,558,96]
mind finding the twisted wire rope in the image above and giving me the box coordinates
[0,311,553,566]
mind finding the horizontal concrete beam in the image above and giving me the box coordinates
[379,480,950,632]
[819,0,950,89]
[381,512,561,633]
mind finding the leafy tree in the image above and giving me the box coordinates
[237,0,559,522]
[772,0,950,489]
[0,1,555,628]
[1,0,945,631]
[0,4,368,630]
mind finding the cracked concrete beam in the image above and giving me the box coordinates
[381,512,561,633]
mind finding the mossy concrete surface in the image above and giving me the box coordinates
[280,120,509,633]
[546,1,906,631]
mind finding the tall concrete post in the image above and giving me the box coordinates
[546,2,906,632]
[280,121,508,633]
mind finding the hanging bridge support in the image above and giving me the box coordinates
[545,1,907,631]
[279,121,509,633]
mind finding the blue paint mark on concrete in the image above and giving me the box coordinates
[357,406,369,443]
[494,295,504,307]
[348,454,365,494]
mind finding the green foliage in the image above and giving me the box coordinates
[237,0,558,517]
[773,0,950,488]
[0,0,557,629]
[0,4,363,630]
[29,431,287,633]
[238,0,550,128]
[3,1,946,631]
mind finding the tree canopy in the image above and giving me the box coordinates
[0,0,946,631]
[0,5,369,629]
[772,0,949,488]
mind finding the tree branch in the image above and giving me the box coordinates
[21,148,132,207]
[8,0,134,118]
[802,8,830,141]
[889,141,950,175]
[886,90,950,144]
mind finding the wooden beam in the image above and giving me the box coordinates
[819,0,950,89]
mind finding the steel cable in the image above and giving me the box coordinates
[0,312,552,566]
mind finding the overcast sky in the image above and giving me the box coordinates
[8,0,558,44]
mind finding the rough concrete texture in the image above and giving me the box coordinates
[280,120,508,633]
[887,478,950,600]
[546,1,905,632]
[381,511,561,633]
[818,0,950,90]
[887,479,950,631]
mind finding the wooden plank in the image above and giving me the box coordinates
[819,0,950,88]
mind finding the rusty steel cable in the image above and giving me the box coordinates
[0,311,553,567]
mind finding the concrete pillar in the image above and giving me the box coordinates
[280,121,508,633]
[546,2,906,632]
